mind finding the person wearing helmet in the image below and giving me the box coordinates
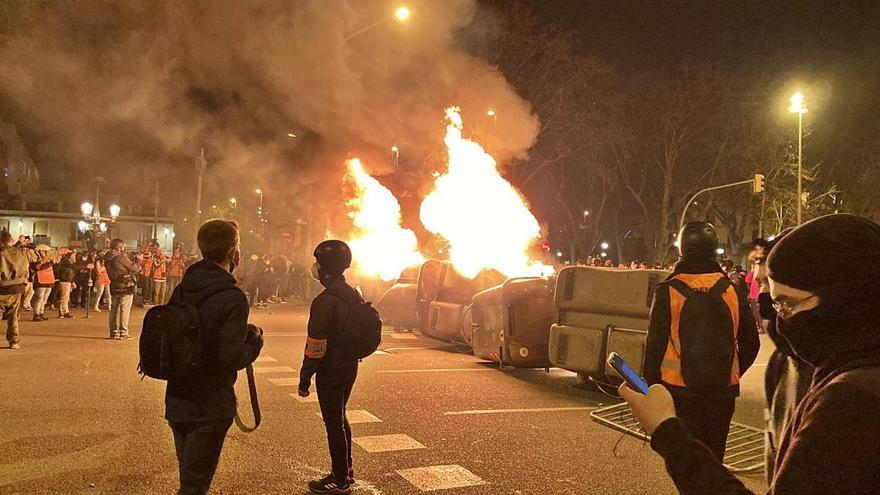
[642,221,759,460]
[298,240,362,495]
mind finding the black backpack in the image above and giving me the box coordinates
[667,277,737,389]
[138,284,234,380]
[325,286,383,360]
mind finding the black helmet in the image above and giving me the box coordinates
[313,240,352,275]
[678,221,718,261]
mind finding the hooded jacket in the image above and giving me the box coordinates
[104,250,140,295]
[648,215,880,494]
[165,259,262,423]
[299,275,361,390]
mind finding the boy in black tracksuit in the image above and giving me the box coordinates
[643,222,759,460]
[299,240,360,495]
[165,220,263,495]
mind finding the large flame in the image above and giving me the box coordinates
[420,107,549,278]
[344,158,424,281]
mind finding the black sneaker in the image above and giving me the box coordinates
[32,315,42,322]
[309,474,351,495]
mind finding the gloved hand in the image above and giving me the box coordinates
[246,324,264,349]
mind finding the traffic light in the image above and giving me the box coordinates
[753,173,765,194]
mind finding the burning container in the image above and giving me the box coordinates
[548,266,669,385]
[468,276,554,368]
[374,264,423,331]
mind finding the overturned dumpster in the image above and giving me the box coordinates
[549,266,669,386]
[469,276,555,368]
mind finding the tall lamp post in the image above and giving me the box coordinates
[344,5,411,42]
[789,92,807,226]
[193,148,207,254]
[255,188,265,238]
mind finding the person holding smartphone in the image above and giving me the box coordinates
[621,214,880,494]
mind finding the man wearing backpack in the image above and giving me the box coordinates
[164,219,263,495]
[104,240,141,339]
[643,221,760,460]
[298,240,373,495]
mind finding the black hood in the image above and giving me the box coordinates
[174,259,236,301]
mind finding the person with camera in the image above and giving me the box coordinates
[104,239,141,340]
[621,214,880,494]
[165,219,263,495]
[0,231,36,348]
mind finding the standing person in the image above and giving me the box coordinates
[93,256,111,312]
[76,251,96,309]
[139,244,154,305]
[298,240,361,495]
[31,246,55,321]
[56,252,76,319]
[642,221,759,460]
[152,250,168,305]
[167,243,187,303]
[271,254,290,302]
[105,239,141,340]
[621,213,880,494]
[166,219,263,495]
[0,232,36,348]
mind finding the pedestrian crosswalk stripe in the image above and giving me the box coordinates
[389,333,419,340]
[289,393,319,403]
[268,377,300,386]
[314,409,381,424]
[443,406,596,416]
[353,434,426,453]
[254,366,296,374]
[396,465,486,491]
[254,356,278,363]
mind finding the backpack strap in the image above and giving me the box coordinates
[667,278,697,298]
[708,276,732,298]
[234,364,261,433]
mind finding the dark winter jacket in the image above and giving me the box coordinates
[104,250,140,295]
[643,259,760,397]
[57,259,76,283]
[299,276,361,390]
[165,259,262,423]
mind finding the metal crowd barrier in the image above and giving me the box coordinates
[590,402,766,474]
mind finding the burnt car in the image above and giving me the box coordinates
[374,263,422,331]
[468,276,555,368]
[548,266,669,387]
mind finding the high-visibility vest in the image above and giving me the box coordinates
[659,272,741,388]
[141,253,153,277]
[35,261,55,285]
[152,259,167,280]
[169,253,186,277]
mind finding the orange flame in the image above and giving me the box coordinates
[343,158,424,281]
[420,107,551,278]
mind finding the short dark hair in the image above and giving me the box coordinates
[198,219,239,263]
[0,231,12,246]
[752,238,768,248]
[110,238,126,250]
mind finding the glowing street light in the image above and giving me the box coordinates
[80,202,94,217]
[395,6,411,21]
[600,241,609,250]
[77,220,89,233]
[109,204,121,220]
[287,132,297,138]
[789,91,808,226]
[345,5,411,42]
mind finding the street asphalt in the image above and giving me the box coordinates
[0,303,769,494]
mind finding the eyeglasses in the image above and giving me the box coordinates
[772,294,819,319]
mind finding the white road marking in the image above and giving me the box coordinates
[254,356,278,363]
[443,406,597,416]
[314,409,381,424]
[372,350,390,355]
[268,377,300,386]
[396,465,486,491]
[254,366,296,374]
[353,434,426,453]
[290,393,319,403]
[389,333,418,340]
[376,368,497,374]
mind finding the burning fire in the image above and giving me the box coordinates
[343,158,424,281]
[420,107,549,278]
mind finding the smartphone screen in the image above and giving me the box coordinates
[608,352,650,394]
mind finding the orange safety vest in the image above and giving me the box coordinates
[141,252,154,277]
[152,259,167,280]
[659,272,741,388]
[169,253,186,277]
[35,261,55,285]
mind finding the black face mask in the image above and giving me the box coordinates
[776,306,836,367]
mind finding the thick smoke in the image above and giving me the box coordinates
[0,0,539,221]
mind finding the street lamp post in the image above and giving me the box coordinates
[344,5,411,42]
[255,188,264,238]
[789,92,808,226]
[193,148,207,255]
